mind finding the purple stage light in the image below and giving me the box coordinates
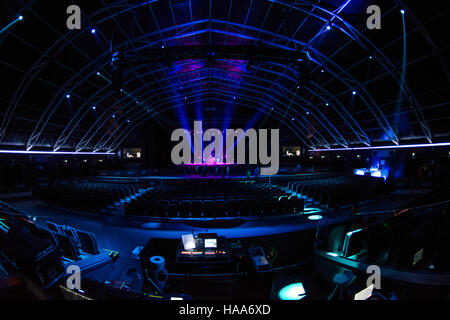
[0,150,113,155]
[309,142,450,152]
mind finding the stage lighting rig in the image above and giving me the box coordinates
[109,45,311,91]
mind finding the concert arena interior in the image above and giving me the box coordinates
[0,1,449,302]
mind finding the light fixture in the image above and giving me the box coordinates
[400,9,405,15]
[66,94,71,99]
[326,25,331,30]
[352,91,357,95]
[91,28,96,34]
[18,15,23,21]
[92,106,96,110]
[307,214,323,221]
[278,282,306,300]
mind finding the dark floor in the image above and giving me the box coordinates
[5,192,413,299]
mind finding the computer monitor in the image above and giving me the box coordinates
[204,238,217,249]
[181,234,196,250]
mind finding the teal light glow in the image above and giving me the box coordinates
[303,207,323,214]
[278,282,306,300]
[326,252,339,257]
[346,228,363,236]
[307,214,323,220]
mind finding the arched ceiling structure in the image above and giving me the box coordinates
[0,0,449,152]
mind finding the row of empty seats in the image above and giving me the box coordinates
[285,174,389,209]
[124,180,304,218]
[0,201,117,297]
[320,202,450,271]
[36,179,152,211]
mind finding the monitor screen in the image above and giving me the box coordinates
[282,146,301,157]
[181,234,196,250]
[122,148,142,159]
[204,238,217,249]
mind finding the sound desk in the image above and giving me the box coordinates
[176,235,230,264]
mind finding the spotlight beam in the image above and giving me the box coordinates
[0,15,23,35]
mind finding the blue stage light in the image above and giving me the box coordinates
[66,94,70,99]
[1,15,24,35]
[326,25,331,30]
[352,91,357,95]
[92,106,96,110]
[96,71,100,76]
[91,28,96,34]
[307,214,323,221]
[400,9,405,15]
[278,283,306,300]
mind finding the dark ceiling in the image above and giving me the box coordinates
[0,0,449,152]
